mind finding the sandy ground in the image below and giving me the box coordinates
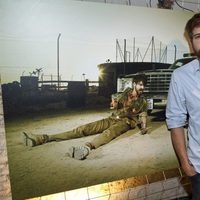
[4,108,179,200]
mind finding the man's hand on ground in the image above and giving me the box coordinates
[140,127,151,135]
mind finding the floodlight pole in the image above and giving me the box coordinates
[57,33,61,91]
[174,45,177,62]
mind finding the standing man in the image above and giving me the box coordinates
[166,13,200,200]
[23,74,148,160]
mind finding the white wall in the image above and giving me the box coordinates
[0,0,194,83]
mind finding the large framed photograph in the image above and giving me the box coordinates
[0,1,193,199]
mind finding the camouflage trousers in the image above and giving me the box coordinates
[49,117,134,149]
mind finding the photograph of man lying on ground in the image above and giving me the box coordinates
[1,1,193,199]
[22,74,148,160]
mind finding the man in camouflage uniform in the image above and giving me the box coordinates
[23,74,148,160]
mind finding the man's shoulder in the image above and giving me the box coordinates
[123,87,132,94]
[173,59,198,75]
[119,87,132,99]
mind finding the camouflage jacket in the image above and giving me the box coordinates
[111,88,132,108]
[111,88,147,121]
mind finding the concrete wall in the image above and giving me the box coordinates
[0,86,12,200]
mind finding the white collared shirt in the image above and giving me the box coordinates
[166,59,200,173]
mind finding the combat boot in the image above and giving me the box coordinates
[68,145,90,160]
[22,132,49,147]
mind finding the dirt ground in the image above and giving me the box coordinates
[4,108,179,200]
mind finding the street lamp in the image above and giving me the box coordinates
[57,33,61,90]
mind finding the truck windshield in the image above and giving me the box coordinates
[169,57,195,70]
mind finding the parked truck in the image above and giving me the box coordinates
[117,55,196,113]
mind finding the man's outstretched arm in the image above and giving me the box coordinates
[171,127,196,176]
